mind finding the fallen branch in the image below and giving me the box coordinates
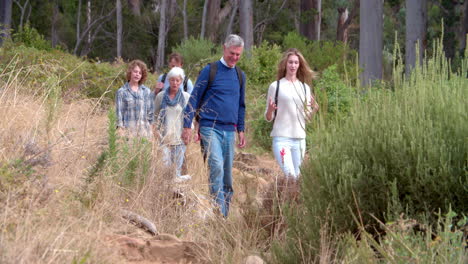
[121,209,158,236]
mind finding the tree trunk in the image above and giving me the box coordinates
[77,0,81,45]
[182,0,188,40]
[51,0,59,48]
[206,0,233,42]
[299,0,321,41]
[127,0,140,16]
[200,0,208,39]
[405,0,426,76]
[225,0,238,40]
[359,0,383,87]
[0,0,13,46]
[336,0,359,44]
[337,8,349,43]
[116,0,123,59]
[156,0,167,71]
[206,0,220,42]
[460,0,468,55]
[13,0,30,30]
[87,0,91,45]
[239,0,253,52]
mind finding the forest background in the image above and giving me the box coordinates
[0,0,467,263]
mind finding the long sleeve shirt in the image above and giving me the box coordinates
[264,78,312,139]
[183,60,246,132]
[115,83,154,138]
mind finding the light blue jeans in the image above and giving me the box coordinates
[272,137,306,179]
[199,126,235,217]
[162,144,186,178]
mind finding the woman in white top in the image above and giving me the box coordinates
[265,48,319,178]
[154,67,191,182]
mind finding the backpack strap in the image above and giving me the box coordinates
[183,75,189,92]
[161,73,167,83]
[301,81,307,99]
[274,80,280,121]
[235,65,243,88]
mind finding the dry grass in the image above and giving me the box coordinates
[0,71,282,263]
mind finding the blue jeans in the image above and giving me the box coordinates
[199,126,235,217]
[162,144,186,178]
[272,137,306,178]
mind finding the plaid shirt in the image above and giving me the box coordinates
[115,83,154,138]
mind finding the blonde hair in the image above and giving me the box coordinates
[276,48,316,84]
[126,60,148,85]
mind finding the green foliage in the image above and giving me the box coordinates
[45,74,62,139]
[237,42,282,86]
[0,160,35,197]
[339,210,467,263]
[282,32,358,83]
[0,43,150,104]
[277,41,468,261]
[245,84,272,151]
[314,64,353,117]
[172,37,222,77]
[12,24,53,51]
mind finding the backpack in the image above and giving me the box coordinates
[161,73,189,92]
[273,79,307,121]
[197,62,244,161]
[197,62,244,115]
[204,62,243,96]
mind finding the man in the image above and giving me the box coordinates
[155,53,194,95]
[182,34,246,217]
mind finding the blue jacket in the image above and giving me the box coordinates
[183,61,246,132]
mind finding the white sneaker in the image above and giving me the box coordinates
[174,174,191,183]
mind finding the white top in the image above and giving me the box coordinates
[264,77,312,139]
[154,92,191,145]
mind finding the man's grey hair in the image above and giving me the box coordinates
[167,67,185,82]
[224,34,244,48]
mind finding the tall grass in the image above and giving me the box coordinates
[275,39,467,262]
[0,54,274,263]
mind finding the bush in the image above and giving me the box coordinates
[237,41,282,86]
[282,32,358,84]
[313,64,354,121]
[0,43,157,103]
[276,41,468,262]
[172,37,221,78]
[12,24,53,51]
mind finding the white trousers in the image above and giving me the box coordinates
[272,137,306,178]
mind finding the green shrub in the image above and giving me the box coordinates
[276,40,468,262]
[237,41,282,86]
[339,210,467,263]
[282,32,358,84]
[312,64,354,131]
[172,37,222,78]
[0,43,153,103]
[245,83,273,151]
[12,23,53,51]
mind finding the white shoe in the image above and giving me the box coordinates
[174,174,191,183]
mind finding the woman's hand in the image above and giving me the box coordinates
[309,95,319,113]
[305,95,319,121]
[265,97,277,121]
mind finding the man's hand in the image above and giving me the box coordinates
[182,128,192,145]
[237,131,246,148]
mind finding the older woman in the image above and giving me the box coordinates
[265,48,319,179]
[115,60,154,138]
[154,67,191,182]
